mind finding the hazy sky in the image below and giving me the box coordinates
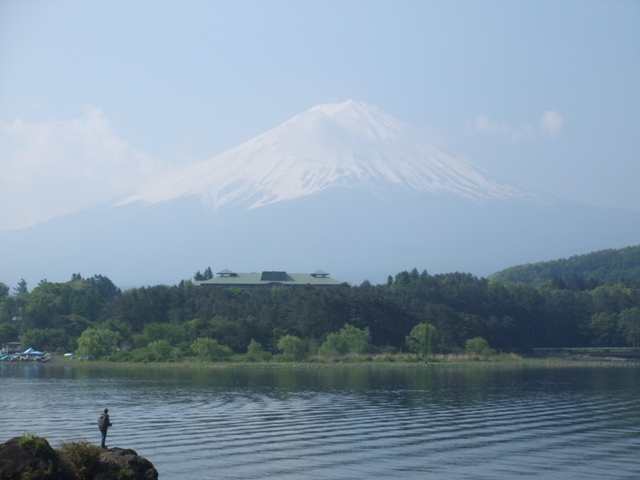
[1,1,639,231]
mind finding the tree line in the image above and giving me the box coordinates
[1,268,640,362]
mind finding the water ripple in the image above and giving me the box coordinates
[1,365,639,479]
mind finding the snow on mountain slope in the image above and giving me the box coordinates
[120,100,531,210]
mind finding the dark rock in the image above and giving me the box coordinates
[0,436,74,480]
[93,447,158,480]
[0,436,158,480]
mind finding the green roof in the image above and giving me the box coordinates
[195,270,344,287]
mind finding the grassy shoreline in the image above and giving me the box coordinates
[24,351,639,370]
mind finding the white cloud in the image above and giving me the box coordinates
[0,107,168,231]
[540,110,564,139]
[473,111,564,141]
[473,114,533,142]
[475,114,512,136]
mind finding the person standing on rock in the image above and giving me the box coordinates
[98,408,113,449]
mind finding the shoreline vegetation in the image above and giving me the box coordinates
[19,350,640,369]
[4,262,640,372]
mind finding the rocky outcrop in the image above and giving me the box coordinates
[0,436,74,480]
[91,447,158,480]
[0,436,158,480]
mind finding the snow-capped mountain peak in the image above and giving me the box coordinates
[306,99,406,140]
[119,100,529,210]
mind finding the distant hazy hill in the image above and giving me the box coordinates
[488,245,640,285]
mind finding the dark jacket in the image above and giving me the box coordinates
[98,413,112,431]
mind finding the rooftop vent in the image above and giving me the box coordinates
[217,269,238,277]
[260,271,290,282]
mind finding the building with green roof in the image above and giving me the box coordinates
[195,269,345,287]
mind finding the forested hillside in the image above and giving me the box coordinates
[2,267,640,362]
[489,245,640,286]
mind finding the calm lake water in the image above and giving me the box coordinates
[1,363,639,479]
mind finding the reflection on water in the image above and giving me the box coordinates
[1,364,639,479]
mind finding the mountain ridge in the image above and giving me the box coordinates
[119,100,535,210]
[489,244,640,285]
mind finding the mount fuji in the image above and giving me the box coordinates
[2,100,639,288]
[120,100,531,209]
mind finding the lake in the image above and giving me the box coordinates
[1,363,639,479]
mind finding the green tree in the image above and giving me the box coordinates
[147,339,174,361]
[318,323,371,356]
[245,338,271,361]
[14,279,28,298]
[209,315,252,352]
[339,323,371,354]
[11,279,29,324]
[421,303,463,351]
[140,322,188,346]
[203,267,213,280]
[99,285,175,332]
[465,337,494,355]
[0,323,18,344]
[0,295,20,323]
[194,267,213,281]
[24,287,59,330]
[20,328,66,352]
[70,288,103,321]
[76,327,122,359]
[590,312,623,346]
[406,323,438,357]
[185,318,210,341]
[0,282,9,299]
[85,274,121,299]
[619,307,640,347]
[51,314,92,338]
[277,334,306,361]
[190,337,233,360]
[318,331,348,356]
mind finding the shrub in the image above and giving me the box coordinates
[465,337,495,356]
[111,350,133,362]
[170,346,184,361]
[117,465,134,479]
[18,432,48,454]
[131,347,152,362]
[59,440,102,480]
[245,339,272,362]
[339,324,371,354]
[147,339,173,361]
[191,337,233,361]
[318,324,372,357]
[276,334,306,361]
[318,332,348,357]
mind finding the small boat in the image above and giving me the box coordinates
[38,353,52,362]
[0,348,52,362]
